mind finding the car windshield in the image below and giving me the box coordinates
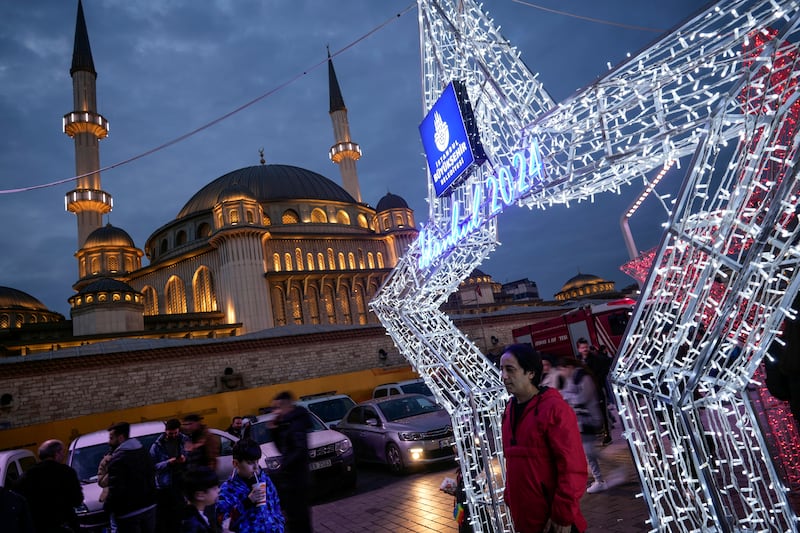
[400,382,433,396]
[307,398,355,424]
[378,396,441,421]
[69,433,160,483]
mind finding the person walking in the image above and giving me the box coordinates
[500,344,588,533]
[557,357,608,494]
[150,418,190,532]
[182,414,220,472]
[15,439,83,533]
[105,422,157,533]
[270,391,313,533]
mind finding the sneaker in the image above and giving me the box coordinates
[587,480,608,494]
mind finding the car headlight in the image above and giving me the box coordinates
[336,438,352,454]
[399,431,423,441]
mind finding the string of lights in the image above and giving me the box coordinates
[0,3,416,196]
[373,0,800,531]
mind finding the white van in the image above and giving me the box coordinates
[372,378,433,399]
[295,392,356,429]
[67,421,238,532]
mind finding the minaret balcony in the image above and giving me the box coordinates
[63,111,109,139]
[65,188,113,214]
[329,141,362,163]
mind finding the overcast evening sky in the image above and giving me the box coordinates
[0,1,704,316]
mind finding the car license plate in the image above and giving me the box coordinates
[309,459,332,471]
[439,439,452,449]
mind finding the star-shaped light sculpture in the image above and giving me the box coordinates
[371,1,800,531]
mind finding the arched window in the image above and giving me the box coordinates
[273,253,281,272]
[336,210,350,225]
[142,286,158,316]
[367,252,375,269]
[90,257,99,275]
[193,266,217,312]
[15,315,23,328]
[311,208,328,223]
[282,209,299,224]
[80,258,86,277]
[323,285,336,324]
[307,286,320,325]
[197,222,211,238]
[263,214,271,226]
[357,213,368,228]
[358,249,365,269]
[306,253,314,271]
[246,210,254,224]
[165,277,187,314]
[107,255,119,272]
[338,252,346,270]
[284,252,293,271]
[355,284,367,325]
[229,209,240,225]
[125,257,133,272]
[272,287,286,326]
[295,248,303,271]
[327,248,335,270]
[160,239,168,254]
[317,253,325,270]
[377,252,385,268]
[395,214,403,226]
[348,252,356,270]
[0,314,9,328]
[290,286,303,325]
[337,285,352,325]
[176,230,187,245]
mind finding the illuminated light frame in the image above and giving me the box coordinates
[370,0,800,532]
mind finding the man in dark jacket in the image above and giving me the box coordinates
[15,439,83,533]
[270,391,312,533]
[105,422,157,533]
[150,418,189,533]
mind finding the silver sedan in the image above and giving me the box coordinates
[334,394,455,474]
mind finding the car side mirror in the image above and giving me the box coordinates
[365,418,379,427]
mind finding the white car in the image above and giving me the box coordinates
[295,392,356,429]
[0,448,36,487]
[67,421,238,532]
[247,410,356,496]
[373,378,434,399]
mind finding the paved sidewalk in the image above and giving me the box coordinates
[312,421,651,532]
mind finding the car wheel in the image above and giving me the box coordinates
[386,442,405,475]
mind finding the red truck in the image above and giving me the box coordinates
[512,299,635,358]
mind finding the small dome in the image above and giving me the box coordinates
[376,192,409,212]
[560,273,608,292]
[216,183,257,204]
[77,278,138,296]
[83,224,136,249]
[0,286,49,311]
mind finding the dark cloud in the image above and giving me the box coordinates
[0,1,698,315]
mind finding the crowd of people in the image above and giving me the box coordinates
[2,391,314,533]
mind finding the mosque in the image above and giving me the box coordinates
[0,1,417,354]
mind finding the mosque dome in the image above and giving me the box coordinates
[0,287,49,311]
[83,224,136,249]
[216,183,257,204]
[376,192,409,212]
[177,164,356,219]
[555,272,616,301]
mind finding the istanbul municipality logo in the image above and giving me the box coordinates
[433,111,449,152]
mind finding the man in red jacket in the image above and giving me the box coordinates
[500,344,588,533]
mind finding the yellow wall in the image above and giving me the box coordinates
[0,366,418,454]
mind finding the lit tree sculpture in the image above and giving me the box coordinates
[371,1,800,531]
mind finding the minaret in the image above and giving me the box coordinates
[64,0,112,250]
[327,50,363,203]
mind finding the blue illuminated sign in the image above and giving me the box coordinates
[418,137,545,269]
[419,81,486,197]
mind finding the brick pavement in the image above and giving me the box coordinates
[312,421,652,532]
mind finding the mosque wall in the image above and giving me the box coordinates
[0,309,551,450]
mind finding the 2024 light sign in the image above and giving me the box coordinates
[418,137,546,269]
